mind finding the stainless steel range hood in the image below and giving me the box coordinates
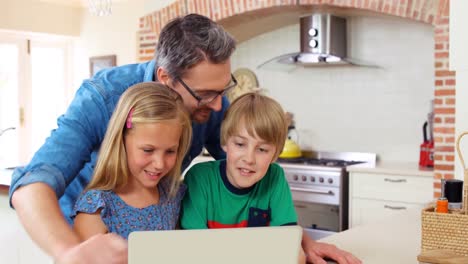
[258,14,372,69]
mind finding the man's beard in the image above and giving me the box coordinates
[191,107,212,123]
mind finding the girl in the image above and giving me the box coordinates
[72,82,192,240]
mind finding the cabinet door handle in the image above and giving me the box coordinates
[384,178,407,183]
[384,205,407,210]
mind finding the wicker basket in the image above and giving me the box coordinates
[421,132,468,256]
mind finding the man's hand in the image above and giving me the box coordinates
[55,233,128,264]
[304,241,361,264]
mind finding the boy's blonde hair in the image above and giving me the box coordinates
[86,82,192,197]
[221,93,287,160]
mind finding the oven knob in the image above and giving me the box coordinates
[319,177,324,183]
[293,175,298,181]
[310,176,315,182]
[302,175,307,182]
[328,178,333,184]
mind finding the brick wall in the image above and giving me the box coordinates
[137,0,454,198]
[433,0,454,197]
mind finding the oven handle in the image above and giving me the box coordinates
[290,186,334,195]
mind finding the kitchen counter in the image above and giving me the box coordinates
[319,208,422,264]
[347,161,433,177]
[0,168,13,186]
[192,155,215,163]
[0,188,52,263]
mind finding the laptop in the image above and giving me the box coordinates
[128,225,303,264]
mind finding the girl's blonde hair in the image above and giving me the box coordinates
[221,92,287,160]
[86,82,192,197]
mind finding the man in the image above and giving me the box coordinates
[10,13,360,264]
[10,14,235,263]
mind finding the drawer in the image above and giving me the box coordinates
[350,198,426,227]
[351,172,433,204]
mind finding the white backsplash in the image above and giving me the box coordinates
[231,15,435,163]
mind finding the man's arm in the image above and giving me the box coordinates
[12,172,128,264]
[12,183,80,257]
[10,81,127,263]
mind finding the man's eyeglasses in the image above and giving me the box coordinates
[176,74,238,106]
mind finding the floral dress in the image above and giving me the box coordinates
[72,180,186,239]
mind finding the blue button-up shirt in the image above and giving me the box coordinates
[9,60,227,223]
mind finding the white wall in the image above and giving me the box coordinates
[72,0,178,88]
[1,1,436,164]
[144,0,177,12]
[0,0,171,96]
[72,1,147,86]
[232,15,434,163]
[451,1,468,180]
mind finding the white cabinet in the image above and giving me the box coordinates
[349,166,433,228]
[351,198,425,228]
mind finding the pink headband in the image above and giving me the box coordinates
[126,108,134,129]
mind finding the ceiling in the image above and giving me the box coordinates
[36,0,128,8]
[36,0,88,7]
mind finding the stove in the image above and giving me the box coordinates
[277,157,365,168]
[277,151,376,240]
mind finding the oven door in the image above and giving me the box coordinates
[295,201,339,240]
[290,184,340,205]
[294,200,340,240]
[291,184,341,240]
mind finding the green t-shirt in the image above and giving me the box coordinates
[181,160,297,229]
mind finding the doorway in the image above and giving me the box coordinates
[0,31,73,167]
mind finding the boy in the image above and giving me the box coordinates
[181,93,360,264]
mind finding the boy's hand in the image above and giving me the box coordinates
[298,247,307,264]
[304,241,361,264]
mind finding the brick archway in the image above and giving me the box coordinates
[138,0,453,198]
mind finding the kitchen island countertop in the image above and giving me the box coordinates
[319,208,422,264]
[0,168,13,187]
[347,161,433,177]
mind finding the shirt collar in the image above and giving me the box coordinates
[219,160,256,195]
[144,59,157,82]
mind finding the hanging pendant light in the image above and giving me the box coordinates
[88,0,112,16]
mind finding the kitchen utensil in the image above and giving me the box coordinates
[445,179,463,210]
[279,126,302,159]
[279,139,302,158]
[419,121,434,168]
[436,179,448,213]
[421,132,468,256]
[428,100,434,143]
